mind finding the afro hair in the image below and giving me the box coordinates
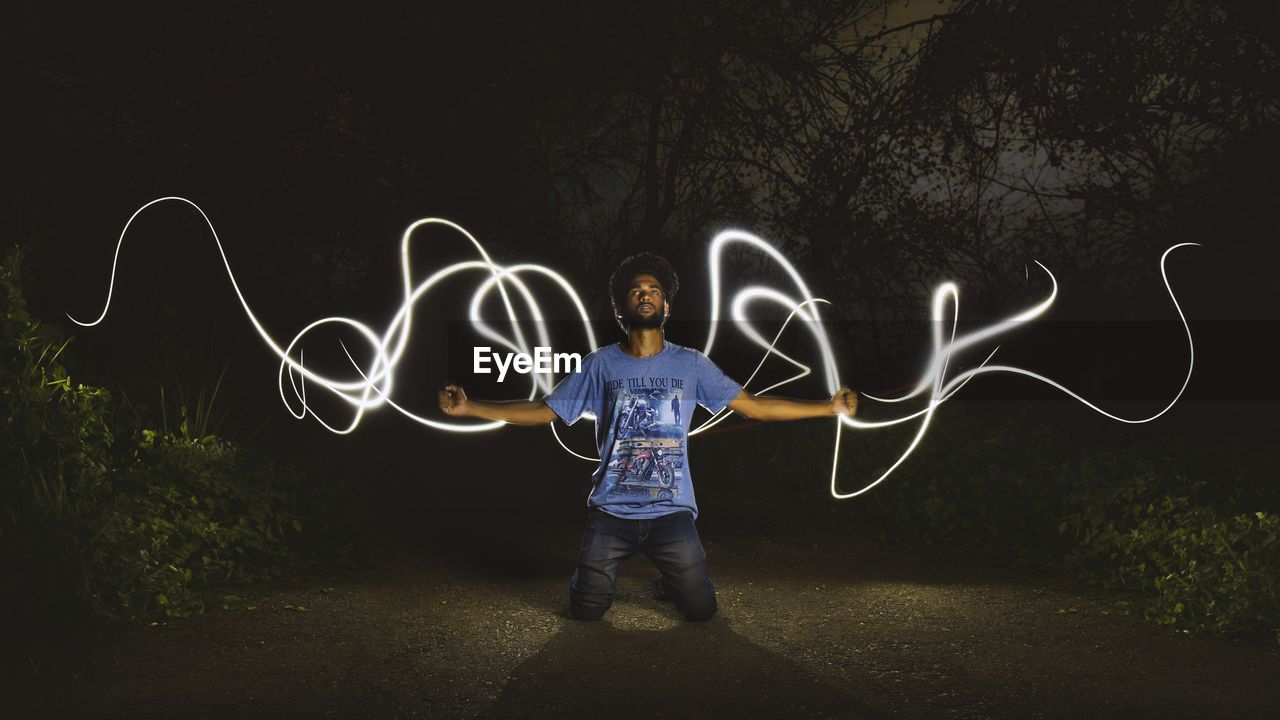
[608,252,680,328]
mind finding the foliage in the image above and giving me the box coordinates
[908,0,1280,311]
[884,417,1280,637]
[7,0,1274,650]
[82,430,300,620]
[1,247,114,644]
[878,416,1068,557]
[1,248,113,525]
[2,249,314,675]
[699,405,1279,637]
[695,419,879,530]
[1060,453,1280,634]
[158,361,230,441]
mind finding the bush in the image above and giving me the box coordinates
[881,415,1068,557]
[2,247,309,675]
[694,419,882,529]
[1,247,114,656]
[698,399,1280,638]
[1061,454,1280,634]
[82,431,300,620]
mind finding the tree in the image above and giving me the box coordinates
[907,0,1280,315]
[515,1,908,274]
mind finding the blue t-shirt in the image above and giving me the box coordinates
[544,341,742,519]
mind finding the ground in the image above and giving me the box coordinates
[15,521,1280,719]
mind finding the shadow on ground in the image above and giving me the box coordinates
[10,517,1280,719]
[477,618,882,719]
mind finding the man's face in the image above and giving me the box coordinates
[621,272,669,329]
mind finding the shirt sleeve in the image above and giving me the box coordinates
[694,351,743,413]
[543,352,597,425]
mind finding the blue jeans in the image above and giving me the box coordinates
[569,509,717,622]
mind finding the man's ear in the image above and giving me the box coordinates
[663,300,670,318]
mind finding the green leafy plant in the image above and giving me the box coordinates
[1,247,115,669]
[159,360,231,441]
[2,247,309,671]
[700,399,1279,638]
[82,430,300,620]
[1060,454,1280,634]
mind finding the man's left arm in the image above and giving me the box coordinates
[727,387,857,421]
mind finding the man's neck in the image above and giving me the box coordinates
[620,328,666,358]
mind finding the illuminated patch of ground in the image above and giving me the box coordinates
[15,527,1280,719]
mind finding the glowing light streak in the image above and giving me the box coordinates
[685,228,1195,499]
[689,297,831,437]
[703,230,842,388]
[75,199,1196,499]
[72,197,597,437]
[832,245,1195,498]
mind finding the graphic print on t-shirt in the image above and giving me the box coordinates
[604,386,686,501]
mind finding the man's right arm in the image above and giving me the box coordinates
[437,384,558,425]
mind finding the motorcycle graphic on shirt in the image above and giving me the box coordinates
[606,388,686,500]
[613,393,660,437]
[609,443,677,486]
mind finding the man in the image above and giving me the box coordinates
[438,253,857,622]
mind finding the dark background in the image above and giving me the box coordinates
[8,0,1278,531]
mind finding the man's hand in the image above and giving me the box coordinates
[831,386,858,416]
[437,386,557,424]
[728,387,857,421]
[438,384,471,417]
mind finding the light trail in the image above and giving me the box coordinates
[72,198,1197,498]
[70,197,598,436]
[691,230,1196,498]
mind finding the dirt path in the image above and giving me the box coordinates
[17,524,1280,719]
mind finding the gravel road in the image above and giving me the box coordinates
[18,521,1280,719]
